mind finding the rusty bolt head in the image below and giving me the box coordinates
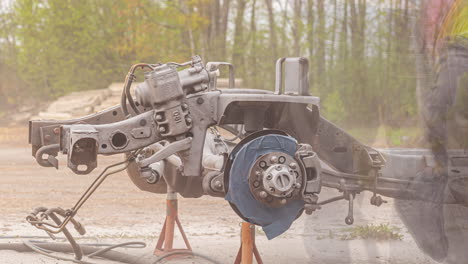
[253,180,260,188]
[278,156,286,163]
[270,156,278,164]
[280,199,287,205]
[259,191,268,198]
[214,180,222,189]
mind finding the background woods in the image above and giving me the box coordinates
[0,0,419,136]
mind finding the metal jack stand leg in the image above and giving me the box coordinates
[234,222,263,264]
[154,191,192,256]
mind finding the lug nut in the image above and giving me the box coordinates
[214,180,222,189]
[270,156,278,164]
[278,156,286,163]
[280,199,287,205]
[295,183,301,189]
[259,191,268,198]
[253,180,260,188]
[259,161,267,168]
[255,170,261,176]
[289,162,297,169]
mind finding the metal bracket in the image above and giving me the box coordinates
[137,137,192,168]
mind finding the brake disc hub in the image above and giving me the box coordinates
[249,152,304,207]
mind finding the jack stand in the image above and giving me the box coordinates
[154,190,192,256]
[234,222,263,264]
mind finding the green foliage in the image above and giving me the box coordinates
[322,90,346,124]
[0,0,421,129]
[341,223,403,241]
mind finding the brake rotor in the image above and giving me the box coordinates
[224,130,305,239]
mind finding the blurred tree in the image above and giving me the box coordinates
[0,0,419,129]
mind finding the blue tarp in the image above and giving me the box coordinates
[225,134,304,240]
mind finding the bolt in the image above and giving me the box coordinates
[270,156,278,164]
[196,97,204,105]
[44,134,51,141]
[259,191,268,198]
[143,170,159,184]
[295,183,301,189]
[255,170,261,176]
[266,175,272,180]
[185,117,192,124]
[214,180,222,189]
[181,103,188,110]
[155,114,163,121]
[276,165,282,171]
[253,180,260,188]
[259,161,267,168]
[289,162,297,169]
[280,199,287,205]
[159,126,166,133]
[53,127,60,135]
[278,156,286,163]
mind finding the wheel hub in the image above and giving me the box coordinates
[249,152,304,208]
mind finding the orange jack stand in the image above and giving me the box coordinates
[154,191,192,256]
[234,222,263,264]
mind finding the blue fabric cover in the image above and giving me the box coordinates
[225,135,304,239]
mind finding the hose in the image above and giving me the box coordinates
[0,241,148,264]
[120,63,153,118]
[152,250,222,264]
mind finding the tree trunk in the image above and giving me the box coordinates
[292,0,302,56]
[264,0,277,60]
[328,0,338,91]
[316,0,326,94]
[219,0,231,60]
[307,0,315,89]
[232,0,246,77]
[249,0,257,88]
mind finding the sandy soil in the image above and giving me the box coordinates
[0,129,439,264]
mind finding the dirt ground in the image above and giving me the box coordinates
[0,127,439,264]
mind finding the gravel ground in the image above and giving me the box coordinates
[0,135,439,264]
